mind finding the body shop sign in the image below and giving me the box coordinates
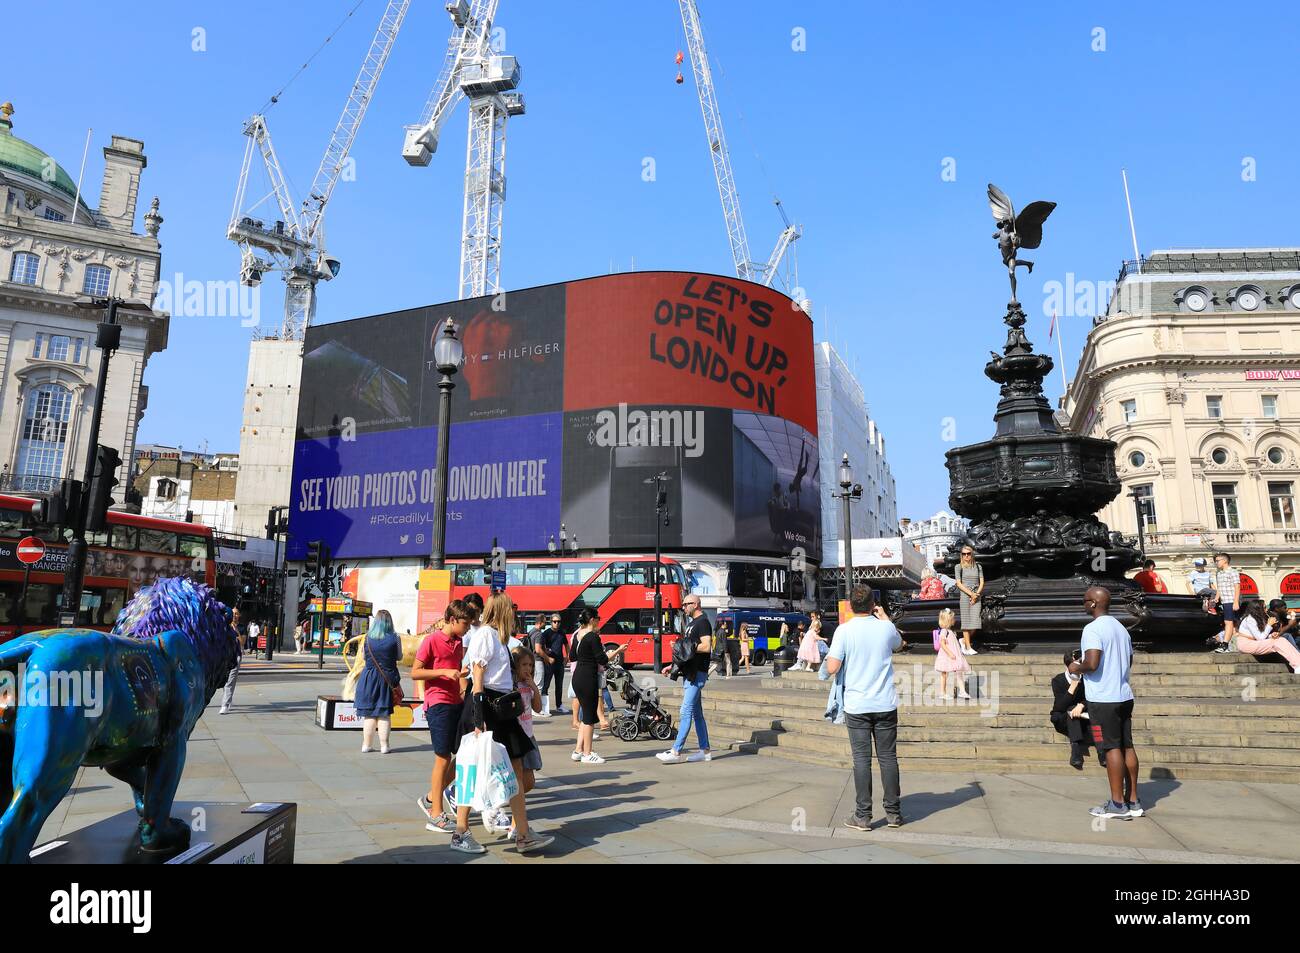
[1245,369,1300,381]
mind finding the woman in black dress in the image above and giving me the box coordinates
[570,608,615,765]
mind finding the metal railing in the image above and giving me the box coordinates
[0,473,62,495]
[1142,528,1300,551]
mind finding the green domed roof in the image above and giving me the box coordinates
[0,104,92,211]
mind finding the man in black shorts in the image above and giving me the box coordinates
[1070,586,1142,819]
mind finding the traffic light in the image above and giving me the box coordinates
[305,541,322,581]
[32,484,72,526]
[240,561,255,596]
[84,445,121,533]
[482,551,493,585]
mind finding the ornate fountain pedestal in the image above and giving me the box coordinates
[893,298,1218,649]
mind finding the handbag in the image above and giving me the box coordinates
[366,637,404,709]
[487,688,526,721]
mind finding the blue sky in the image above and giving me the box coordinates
[8,0,1299,521]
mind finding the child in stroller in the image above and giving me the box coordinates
[604,660,674,742]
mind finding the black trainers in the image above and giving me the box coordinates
[843,816,872,832]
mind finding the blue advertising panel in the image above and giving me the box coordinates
[288,412,563,560]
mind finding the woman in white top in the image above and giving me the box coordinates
[1235,599,1300,673]
[450,593,554,856]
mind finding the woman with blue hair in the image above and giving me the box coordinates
[355,609,404,753]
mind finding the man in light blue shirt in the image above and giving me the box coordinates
[1070,586,1141,821]
[826,586,906,831]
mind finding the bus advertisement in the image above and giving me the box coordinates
[0,493,216,642]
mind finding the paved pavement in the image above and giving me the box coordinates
[36,663,1300,864]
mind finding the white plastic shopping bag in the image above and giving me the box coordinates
[453,732,485,807]
[479,735,520,810]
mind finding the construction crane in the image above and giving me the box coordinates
[677,0,800,290]
[227,0,410,340]
[402,0,524,300]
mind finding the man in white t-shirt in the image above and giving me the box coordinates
[825,586,907,831]
[246,620,261,657]
[1069,586,1141,820]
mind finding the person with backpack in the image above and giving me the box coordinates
[657,595,713,764]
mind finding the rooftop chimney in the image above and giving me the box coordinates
[98,135,147,233]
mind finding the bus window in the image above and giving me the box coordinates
[0,580,21,625]
[111,525,138,551]
[506,563,526,587]
[625,564,650,586]
[86,586,127,627]
[559,562,601,586]
[453,565,480,587]
[178,533,209,561]
[137,528,177,554]
[524,563,560,586]
[600,609,639,635]
[23,583,62,626]
[86,528,110,547]
[0,507,28,538]
[592,562,628,587]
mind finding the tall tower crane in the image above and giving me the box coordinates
[677,0,800,290]
[402,0,524,300]
[227,0,410,340]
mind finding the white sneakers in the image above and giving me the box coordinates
[961,646,978,656]
[580,753,605,764]
[657,749,711,763]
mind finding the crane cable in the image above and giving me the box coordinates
[259,0,369,113]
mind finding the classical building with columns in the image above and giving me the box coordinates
[1063,248,1300,600]
[0,102,166,497]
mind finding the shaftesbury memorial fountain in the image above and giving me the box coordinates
[893,185,1217,648]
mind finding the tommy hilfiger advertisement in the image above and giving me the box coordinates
[287,273,818,560]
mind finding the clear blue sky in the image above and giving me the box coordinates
[8,0,1298,521]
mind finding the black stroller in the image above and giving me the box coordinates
[605,661,674,742]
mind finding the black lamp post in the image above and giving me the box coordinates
[1128,487,1148,560]
[547,522,579,555]
[833,453,864,607]
[59,295,150,626]
[645,471,671,671]
[265,504,289,660]
[429,318,463,571]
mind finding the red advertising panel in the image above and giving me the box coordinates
[1239,573,1259,597]
[563,273,817,435]
[1280,573,1300,597]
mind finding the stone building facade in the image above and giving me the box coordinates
[0,102,166,496]
[1063,248,1300,599]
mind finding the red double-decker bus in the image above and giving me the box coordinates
[446,555,687,666]
[0,492,216,643]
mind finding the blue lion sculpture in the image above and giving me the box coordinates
[0,577,239,862]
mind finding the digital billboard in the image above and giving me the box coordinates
[287,272,818,561]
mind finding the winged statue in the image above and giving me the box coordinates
[988,184,1056,304]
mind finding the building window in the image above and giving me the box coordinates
[1206,395,1223,419]
[1133,483,1157,529]
[9,251,39,285]
[1210,447,1229,465]
[1128,450,1146,468]
[83,264,111,297]
[1262,394,1278,419]
[46,335,72,362]
[1268,446,1286,465]
[1269,481,1296,529]
[1212,482,1240,530]
[15,383,72,487]
[1121,399,1137,423]
[156,478,178,501]
[42,207,66,222]
[32,333,45,358]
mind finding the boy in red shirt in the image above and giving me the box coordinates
[1133,559,1168,594]
[414,600,472,833]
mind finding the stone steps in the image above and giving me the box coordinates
[653,651,1300,782]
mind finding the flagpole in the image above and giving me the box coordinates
[69,127,93,226]
[1122,168,1141,274]
[1053,310,1069,398]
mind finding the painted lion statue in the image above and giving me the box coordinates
[0,577,239,863]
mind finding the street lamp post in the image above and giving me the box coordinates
[428,318,463,571]
[645,471,671,671]
[60,296,149,625]
[1128,487,1148,559]
[834,453,864,607]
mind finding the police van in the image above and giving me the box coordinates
[714,609,811,666]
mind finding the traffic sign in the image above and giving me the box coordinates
[491,569,507,591]
[16,536,45,565]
